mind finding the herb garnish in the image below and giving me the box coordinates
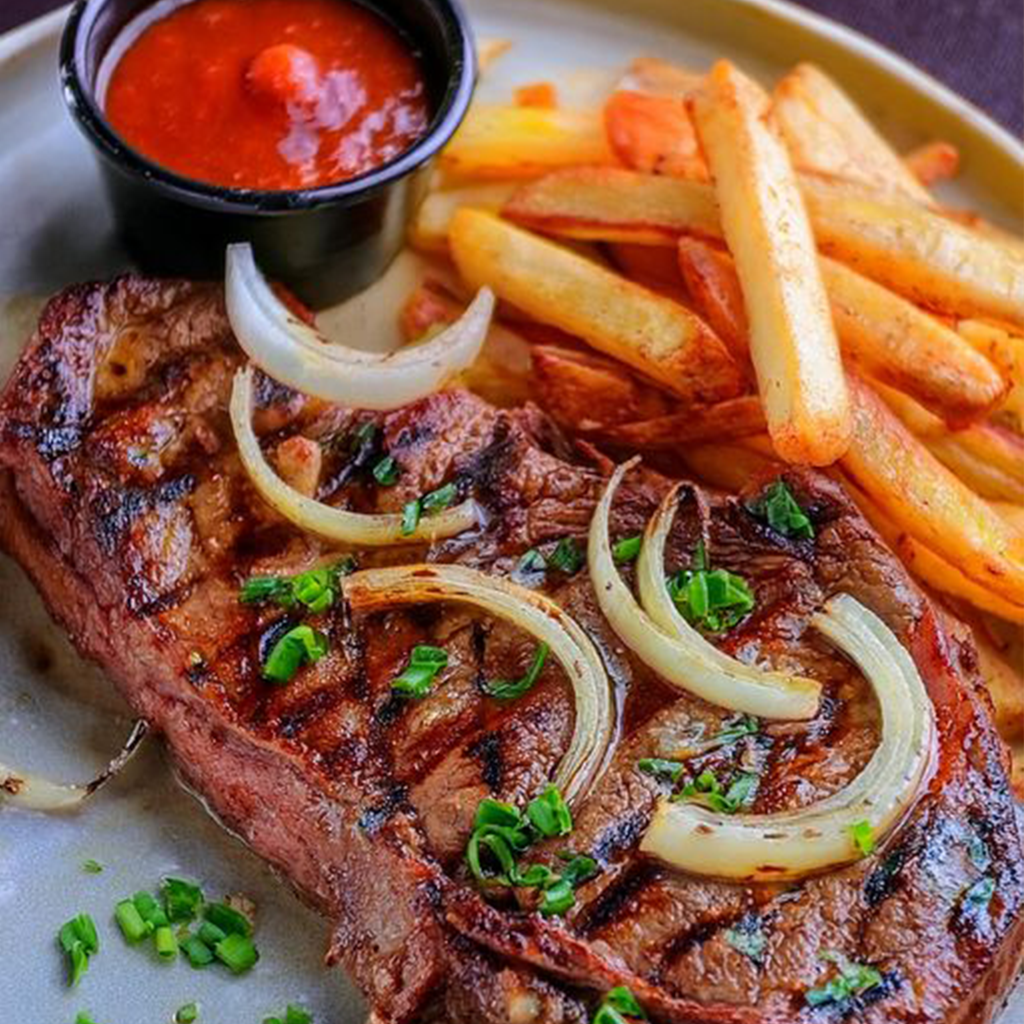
[263,624,329,684]
[612,535,642,564]
[638,758,686,784]
[593,986,647,1023]
[849,819,876,857]
[58,913,99,987]
[82,859,103,874]
[484,643,550,700]
[175,1005,200,1024]
[549,537,585,574]
[240,558,355,614]
[392,645,449,698]
[263,1006,313,1024]
[748,480,815,539]
[371,455,401,486]
[512,548,547,586]
[671,769,758,814]
[401,481,460,536]
[804,951,883,1008]
[667,542,755,633]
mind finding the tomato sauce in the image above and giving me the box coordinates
[103,0,430,191]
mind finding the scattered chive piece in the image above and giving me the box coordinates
[204,901,253,938]
[804,951,883,1008]
[708,714,760,749]
[115,899,149,944]
[162,877,204,923]
[526,784,573,838]
[58,914,99,987]
[671,770,758,814]
[75,1014,99,1024]
[154,924,179,960]
[512,548,546,586]
[214,932,259,974]
[483,642,549,700]
[638,758,686,784]
[372,455,400,486]
[666,541,755,634]
[182,935,215,968]
[849,820,876,857]
[285,1007,313,1024]
[422,481,458,516]
[240,559,355,615]
[175,1004,199,1024]
[747,480,814,540]
[612,535,642,564]
[133,890,169,930]
[400,498,421,536]
[549,537,584,574]
[593,985,647,1023]
[262,624,329,684]
[82,859,103,875]
[391,644,448,698]
[198,921,227,946]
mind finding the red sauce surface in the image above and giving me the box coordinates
[104,0,430,191]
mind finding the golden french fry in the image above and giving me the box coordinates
[841,377,1024,608]
[440,105,613,180]
[957,318,1024,432]
[531,345,675,430]
[992,501,1024,535]
[603,90,708,179]
[973,631,1024,740]
[449,209,744,404]
[692,60,851,466]
[801,177,1024,327]
[608,243,686,292]
[593,396,766,450]
[504,167,721,244]
[618,57,705,99]
[476,37,511,73]
[409,182,520,253]
[678,441,781,492]
[675,237,749,359]
[903,141,960,187]
[514,82,558,109]
[772,63,932,203]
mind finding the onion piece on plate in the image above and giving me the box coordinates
[641,594,935,879]
[1,719,149,813]
[230,366,479,545]
[588,459,821,719]
[344,564,614,807]
[225,243,495,410]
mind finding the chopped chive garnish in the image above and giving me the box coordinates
[240,559,355,615]
[154,924,178,960]
[392,644,448,698]
[162,877,204,923]
[132,890,168,929]
[372,455,401,486]
[182,935,215,968]
[804,951,883,1008]
[747,480,814,540]
[175,1004,199,1024]
[204,901,253,938]
[198,920,227,946]
[549,537,584,574]
[594,985,647,1023]
[262,624,329,684]
[400,498,421,536]
[214,932,259,974]
[285,1007,313,1024]
[526,784,573,838]
[82,859,103,875]
[422,481,458,515]
[58,913,99,987]
[638,758,686,783]
[115,899,149,944]
[612,535,642,563]
[75,1014,100,1024]
[671,770,758,814]
[666,542,754,633]
[511,548,547,586]
[483,642,549,700]
[849,819,876,857]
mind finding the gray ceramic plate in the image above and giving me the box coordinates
[0,2,1021,1022]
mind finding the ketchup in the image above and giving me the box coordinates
[103,0,430,191]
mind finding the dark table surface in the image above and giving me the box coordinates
[2,0,1022,135]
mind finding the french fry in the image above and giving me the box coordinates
[841,377,1024,608]
[409,182,520,253]
[440,105,614,179]
[476,37,511,73]
[531,345,675,430]
[618,57,705,99]
[801,177,1024,327]
[772,63,932,203]
[691,60,851,466]
[608,243,685,292]
[957,318,1024,431]
[603,91,708,179]
[592,396,766,450]
[678,441,781,492]
[992,501,1024,535]
[515,82,558,109]
[504,167,721,244]
[875,385,1024,503]
[903,141,960,187]
[676,238,749,358]
[448,209,744,404]
[973,631,1024,740]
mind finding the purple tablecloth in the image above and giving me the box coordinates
[2,0,1022,134]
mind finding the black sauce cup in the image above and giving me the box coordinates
[60,0,475,307]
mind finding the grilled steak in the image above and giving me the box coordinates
[1,277,1022,1024]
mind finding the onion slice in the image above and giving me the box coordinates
[225,243,495,410]
[1,719,149,813]
[230,365,479,545]
[343,564,615,806]
[588,460,821,719]
[641,594,935,880]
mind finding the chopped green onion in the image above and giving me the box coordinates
[154,924,178,960]
[849,819,876,857]
[747,480,814,540]
[115,899,149,944]
[422,482,458,516]
[182,935,215,968]
[392,644,448,698]
[667,542,755,633]
[175,1004,199,1024]
[75,1014,99,1024]
[204,901,253,938]
[285,1007,313,1024]
[512,548,546,586]
[612,535,642,563]
[198,921,227,946]
[263,624,329,684]
[162,877,204,923]
[549,537,584,574]
[593,985,647,1023]
[638,758,686,783]
[132,890,168,929]
[58,914,99,987]
[483,642,549,700]
[240,559,355,614]
[672,770,758,814]
[214,932,259,974]
[804,952,883,1008]
[526,784,573,838]
[372,455,401,486]
[400,498,421,536]
[81,859,103,875]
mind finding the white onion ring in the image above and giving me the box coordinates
[225,243,495,410]
[588,460,821,719]
[641,595,935,880]
[230,366,479,546]
[343,564,615,807]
